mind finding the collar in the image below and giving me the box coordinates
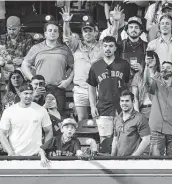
[159,36,172,43]
[119,108,137,121]
[80,39,98,51]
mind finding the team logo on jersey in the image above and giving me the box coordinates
[98,70,124,83]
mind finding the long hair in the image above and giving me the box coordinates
[7,69,25,94]
[140,51,160,79]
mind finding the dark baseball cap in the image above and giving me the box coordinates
[125,16,143,31]
[162,3,172,11]
[19,83,33,93]
[82,15,94,30]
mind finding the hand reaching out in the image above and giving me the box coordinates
[111,5,124,21]
[60,6,73,22]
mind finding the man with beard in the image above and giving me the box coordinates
[111,90,150,156]
[0,83,53,156]
[117,16,147,84]
[147,14,172,65]
[145,60,172,156]
[87,36,130,142]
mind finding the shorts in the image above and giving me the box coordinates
[150,130,172,156]
[96,116,114,137]
[73,86,89,107]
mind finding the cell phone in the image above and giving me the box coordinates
[146,51,154,59]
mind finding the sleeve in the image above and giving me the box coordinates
[144,4,155,21]
[66,46,74,69]
[146,39,156,51]
[0,108,11,130]
[87,66,98,87]
[24,35,34,55]
[41,108,52,128]
[137,115,151,137]
[22,45,38,67]
[124,60,130,84]
[40,137,55,151]
[63,34,79,53]
[74,139,81,153]
[113,117,117,137]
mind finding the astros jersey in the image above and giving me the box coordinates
[87,58,130,116]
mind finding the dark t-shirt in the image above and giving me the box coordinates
[41,135,81,156]
[118,38,147,65]
[87,58,130,116]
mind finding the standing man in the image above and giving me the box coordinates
[111,90,150,156]
[0,83,53,156]
[87,36,130,142]
[22,21,74,116]
[147,14,172,65]
[0,16,33,82]
[61,7,103,121]
[118,16,147,81]
[145,60,172,156]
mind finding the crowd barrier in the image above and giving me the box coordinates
[0,156,172,184]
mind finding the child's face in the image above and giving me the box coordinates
[61,124,76,138]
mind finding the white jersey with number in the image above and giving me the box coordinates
[0,102,52,156]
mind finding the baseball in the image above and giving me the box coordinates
[87,119,94,126]
[86,138,92,145]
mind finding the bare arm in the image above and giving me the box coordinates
[0,129,15,156]
[43,125,53,143]
[132,86,140,112]
[131,135,150,156]
[111,136,118,156]
[21,61,33,80]
[61,6,73,38]
[88,85,99,118]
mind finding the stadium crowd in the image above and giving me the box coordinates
[0,0,172,166]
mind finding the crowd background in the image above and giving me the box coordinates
[0,1,172,165]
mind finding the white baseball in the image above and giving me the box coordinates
[86,138,92,145]
[87,119,94,126]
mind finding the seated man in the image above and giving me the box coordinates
[31,75,62,136]
[0,16,33,82]
[111,90,150,156]
[0,83,53,156]
[31,74,46,106]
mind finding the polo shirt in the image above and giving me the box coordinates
[114,109,150,156]
[87,58,130,116]
[147,36,172,65]
[41,135,81,156]
[148,73,172,134]
[23,41,74,85]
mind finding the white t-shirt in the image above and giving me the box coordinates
[144,3,162,23]
[0,102,52,156]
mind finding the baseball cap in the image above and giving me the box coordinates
[19,83,33,93]
[82,15,94,30]
[162,2,172,11]
[125,16,143,30]
[6,16,20,28]
[61,118,78,129]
